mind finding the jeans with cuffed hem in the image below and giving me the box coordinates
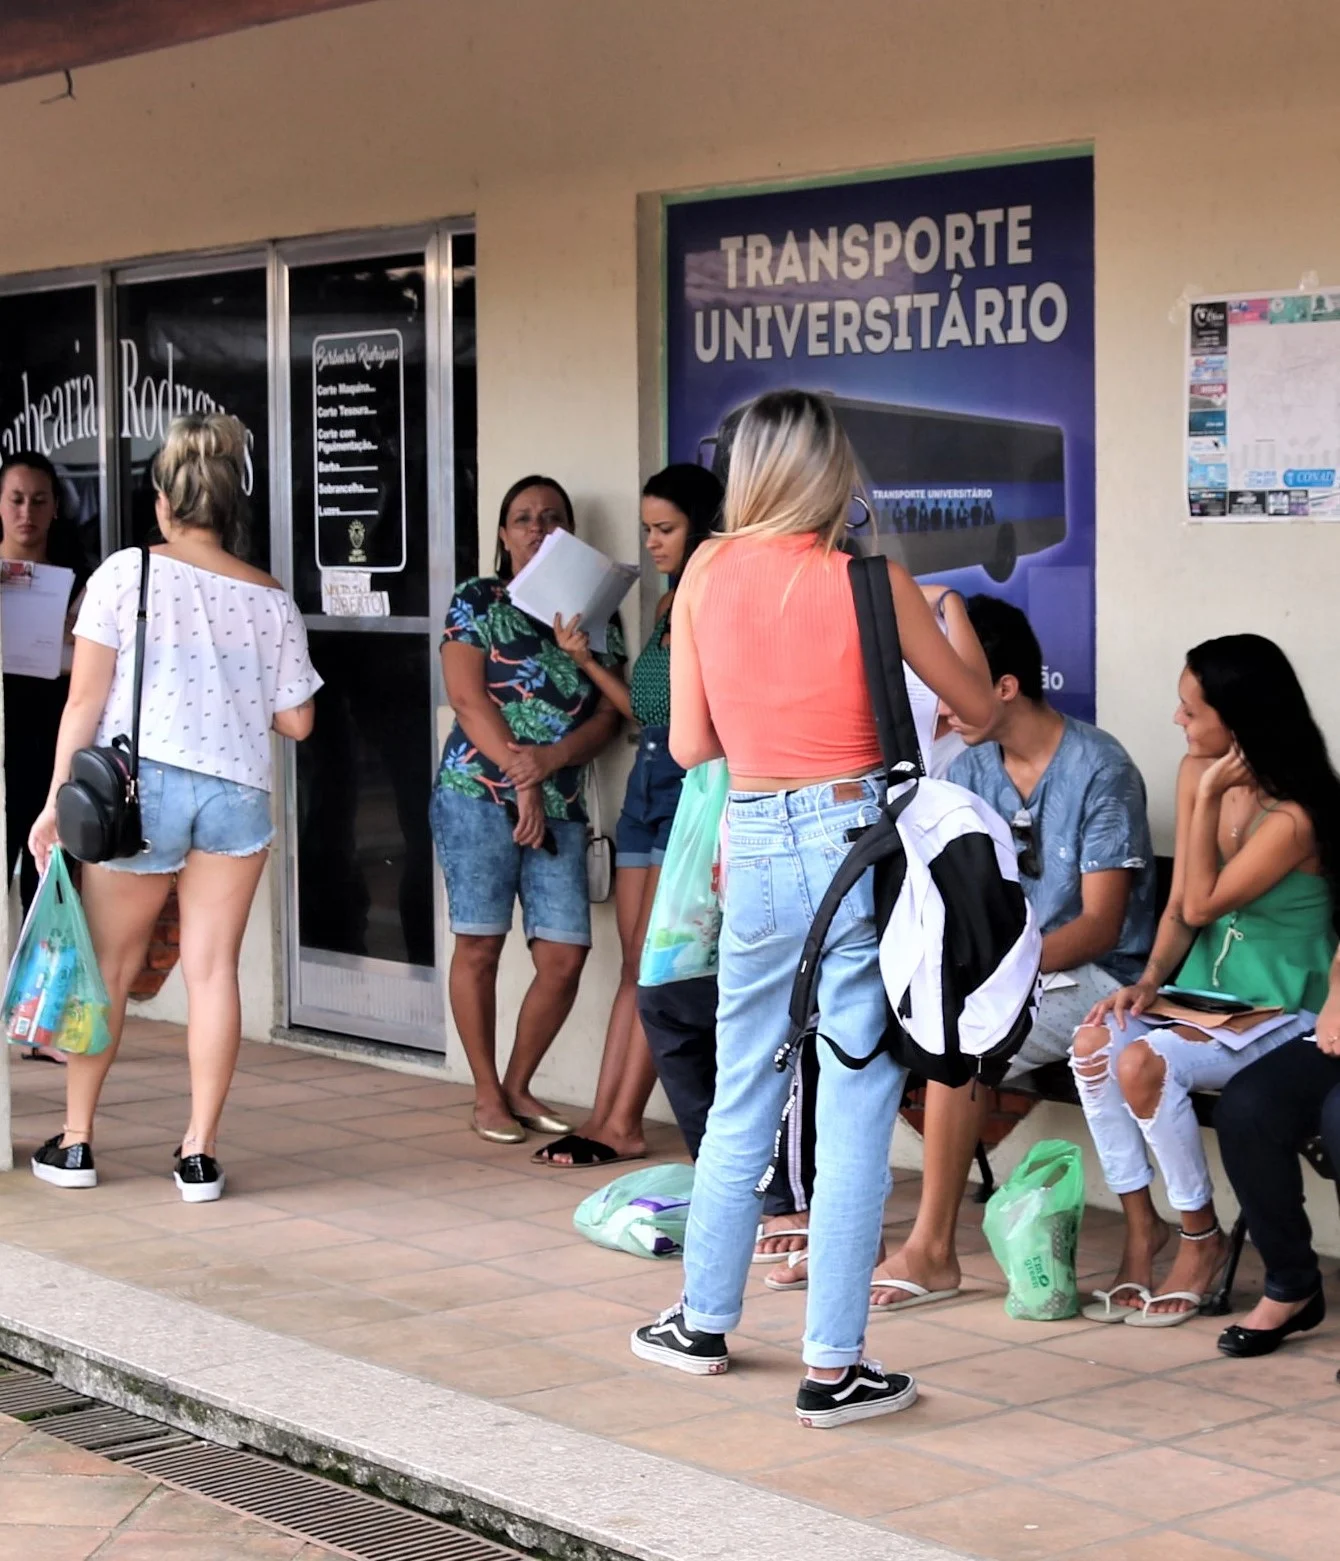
[615,726,683,868]
[429,785,591,946]
[1216,1037,1340,1303]
[679,775,906,1369]
[1074,1012,1310,1210]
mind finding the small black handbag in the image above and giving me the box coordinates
[56,546,151,864]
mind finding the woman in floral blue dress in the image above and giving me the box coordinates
[432,475,625,1142]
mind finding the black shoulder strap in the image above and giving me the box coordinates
[128,546,151,784]
[848,555,925,786]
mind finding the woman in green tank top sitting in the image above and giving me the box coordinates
[1072,635,1340,1327]
[534,464,724,1166]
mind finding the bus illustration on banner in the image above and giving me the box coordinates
[703,394,1066,583]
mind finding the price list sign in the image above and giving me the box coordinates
[312,328,407,570]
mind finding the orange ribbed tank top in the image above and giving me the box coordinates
[692,535,881,779]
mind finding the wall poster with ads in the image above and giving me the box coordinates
[1186,289,1340,522]
[664,148,1096,721]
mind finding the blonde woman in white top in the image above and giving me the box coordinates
[28,413,321,1202]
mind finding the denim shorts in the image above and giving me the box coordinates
[104,760,274,875]
[430,785,591,946]
[615,726,684,869]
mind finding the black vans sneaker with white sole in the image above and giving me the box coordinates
[630,1305,728,1376]
[796,1359,917,1427]
[31,1134,97,1189]
[174,1148,225,1203]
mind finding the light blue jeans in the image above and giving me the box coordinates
[680,774,907,1369]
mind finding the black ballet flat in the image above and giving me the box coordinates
[1217,1290,1325,1358]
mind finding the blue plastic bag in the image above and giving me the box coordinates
[573,1164,695,1258]
[639,759,729,986]
[3,849,112,1056]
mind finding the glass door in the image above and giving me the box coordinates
[278,229,470,1049]
[113,262,270,565]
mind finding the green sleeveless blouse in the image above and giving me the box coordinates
[629,610,671,727]
[1175,868,1336,1013]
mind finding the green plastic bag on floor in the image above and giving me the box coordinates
[574,1163,695,1259]
[982,1138,1084,1320]
[2,849,112,1056]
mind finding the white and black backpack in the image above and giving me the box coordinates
[777,556,1041,1089]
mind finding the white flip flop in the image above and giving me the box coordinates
[868,1278,961,1315]
[764,1249,809,1292]
[1124,1289,1205,1327]
[1081,1283,1152,1323]
[752,1223,809,1265]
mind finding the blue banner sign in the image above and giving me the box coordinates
[665,150,1096,718]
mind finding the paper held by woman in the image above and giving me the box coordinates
[507,529,637,652]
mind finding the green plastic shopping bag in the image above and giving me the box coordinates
[2,849,113,1056]
[982,1138,1085,1320]
[639,759,729,986]
[574,1164,695,1258]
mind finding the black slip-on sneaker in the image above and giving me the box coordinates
[31,1133,97,1189]
[173,1148,225,1203]
[630,1305,729,1376]
[795,1359,918,1428]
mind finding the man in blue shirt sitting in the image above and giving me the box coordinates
[869,594,1158,1311]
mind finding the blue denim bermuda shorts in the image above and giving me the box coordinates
[103,760,274,875]
[615,726,685,869]
[429,785,591,947]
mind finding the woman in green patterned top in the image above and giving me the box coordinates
[432,475,625,1144]
[534,464,724,1167]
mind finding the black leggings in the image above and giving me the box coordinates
[1215,1038,1340,1303]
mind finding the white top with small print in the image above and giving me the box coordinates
[74,548,321,794]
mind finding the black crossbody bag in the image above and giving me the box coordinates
[56,546,151,864]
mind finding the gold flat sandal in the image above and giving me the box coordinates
[471,1113,527,1145]
[513,1111,574,1136]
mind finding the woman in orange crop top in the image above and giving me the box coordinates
[630,390,996,1426]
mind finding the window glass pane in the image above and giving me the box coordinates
[0,285,102,574]
[115,269,270,569]
[295,632,435,966]
[287,257,428,617]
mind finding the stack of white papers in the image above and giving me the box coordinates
[0,562,76,680]
[507,530,638,653]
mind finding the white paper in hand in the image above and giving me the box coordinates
[0,563,76,680]
[507,530,638,653]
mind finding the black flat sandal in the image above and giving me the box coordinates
[1217,1289,1325,1357]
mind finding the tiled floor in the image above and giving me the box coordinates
[0,1410,336,1560]
[3,1020,1339,1561]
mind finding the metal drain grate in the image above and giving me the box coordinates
[0,1365,524,1560]
[0,1367,89,1418]
[25,1403,195,1459]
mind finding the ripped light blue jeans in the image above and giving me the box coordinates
[680,774,907,1368]
[1073,1012,1312,1211]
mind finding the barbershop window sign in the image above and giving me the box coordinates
[314,328,406,615]
[1186,290,1340,522]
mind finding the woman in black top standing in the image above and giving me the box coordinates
[1,451,83,913]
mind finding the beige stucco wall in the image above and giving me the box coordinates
[3,2,1340,1222]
